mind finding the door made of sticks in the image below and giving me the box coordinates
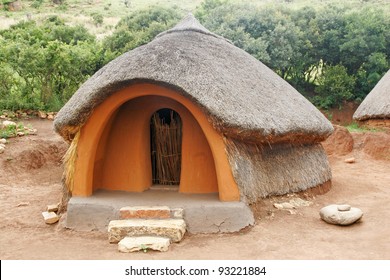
[150,109,182,185]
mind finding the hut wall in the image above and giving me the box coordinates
[71,83,240,201]
[225,139,332,203]
[94,95,219,194]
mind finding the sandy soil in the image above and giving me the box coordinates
[0,118,389,260]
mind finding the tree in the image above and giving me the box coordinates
[103,6,182,55]
[313,65,356,109]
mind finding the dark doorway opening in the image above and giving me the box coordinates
[150,108,182,185]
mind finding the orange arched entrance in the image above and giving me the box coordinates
[71,83,240,201]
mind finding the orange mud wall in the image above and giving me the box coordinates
[72,83,240,201]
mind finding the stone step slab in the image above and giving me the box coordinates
[120,206,171,219]
[108,219,186,243]
[118,236,170,253]
[119,206,184,219]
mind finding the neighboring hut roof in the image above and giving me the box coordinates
[353,69,390,121]
[54,14,333,143]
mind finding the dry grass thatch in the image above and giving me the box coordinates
[54,14,332,145]
[63,130,79,193]
[354,69,390,121]
[225,138,332,203]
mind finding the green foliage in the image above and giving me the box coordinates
[0,18,109,111]
[102,6,182,54]
[0,122,31,139]
[345,122,383,133]
[31,0,44,9]
[355,52,388,101]
[313,65,356,109]
[91,13,104,26]
[195,1,390,108]
[1,1,389,111]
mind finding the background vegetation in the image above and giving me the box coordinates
[0,0,389,111]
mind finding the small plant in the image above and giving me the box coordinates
[140,244,148,253]
[31,0,44,9]
[345,122,383,133]
[91,13,104,26]
[0,122,34,139]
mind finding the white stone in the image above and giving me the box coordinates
[273,202,295,210]
[320,204,363,225]
[289,198,313,207]
[337,204,351,211]
[2,120,16,127]
[0,138,6,144]
[0,143,5,148]
[42,211,59,224]
[38,111,47,119]
[171,208,184,219]
[0,146,4,154]
[118,236,170,253]
[108,219,186,243]
[345,157,356,163]
[47,203,59,212]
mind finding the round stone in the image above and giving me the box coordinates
[320,204,363,225]
[337,204,351,211]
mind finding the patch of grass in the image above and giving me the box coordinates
[345,122,384,133]
[0,122,34,139]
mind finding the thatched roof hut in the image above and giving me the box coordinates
[54,14,333,204]
[353,69,390,127]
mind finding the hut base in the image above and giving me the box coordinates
[65,190,254,234]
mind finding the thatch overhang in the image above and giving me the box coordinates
[54,14,333,144]
[354,69,390,121]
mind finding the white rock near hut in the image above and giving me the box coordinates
[344,157,356,163]
[118,236,171,253]
[0,146,4,154]
[42,211,59,224]
[47,203,60,212]
[320,204,363,225]
[2,120,16,127]
[0,138,6,144]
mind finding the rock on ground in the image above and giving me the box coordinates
[42,211,59,224]
[344,157,356,163]
[118,236,170,253]
[320,204,363,225]
[2,120,16,127]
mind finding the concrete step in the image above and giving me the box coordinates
[108,218,186,243]
[118,236,171,253]
[119,206,184,219]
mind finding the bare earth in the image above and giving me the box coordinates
[0,118,389,260]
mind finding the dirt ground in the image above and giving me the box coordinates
[0,118,389,260]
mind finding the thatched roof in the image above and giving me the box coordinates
[54,14,333,143]
[354,69,390,121]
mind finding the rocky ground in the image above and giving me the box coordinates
[0,118,389,259]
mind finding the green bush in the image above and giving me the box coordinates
[91,13,104,26]
[103,6,182,55]
[0,18,109,111]
[313,65,356,109]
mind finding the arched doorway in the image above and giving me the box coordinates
[150,109,182,187]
